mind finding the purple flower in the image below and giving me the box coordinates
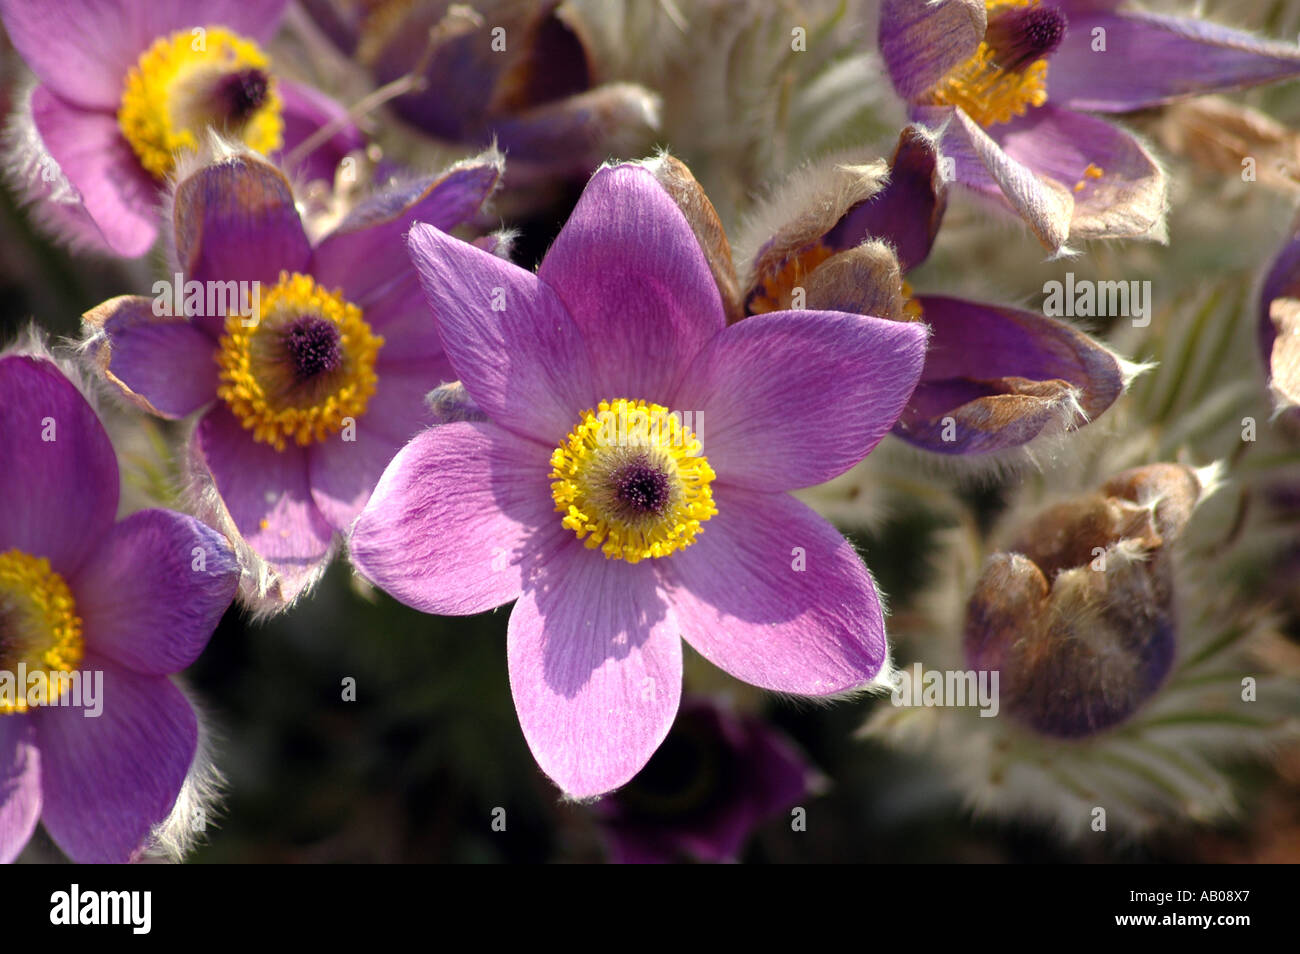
[349,160,927,798]
[740,125,1130,456]
[301,0,659,180]
[0,345,237,863]
[880,0,1300,253]
[591,697,821,864]
[1,0,364,257]
[82,147,503,610]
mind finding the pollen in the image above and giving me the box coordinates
[900,280,925,320]
[1072,162,1104,192]
[550,399,718,563]
[0,549,84,715]
[743,240,832,315]
[118,26,284,179]
[925,0,1066,128]
[216,272,384,451]
[747,241,835,314]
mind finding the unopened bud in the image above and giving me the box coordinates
[964,464,1211,737]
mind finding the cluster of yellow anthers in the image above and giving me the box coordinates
[550,399,718,563]
[927,0,1050,128]
[216,273,383,451]
[753,244,926,319]
[899,280,925,320]
[0,549,84,714]
[748,242,835,314]
[118,25,283,179]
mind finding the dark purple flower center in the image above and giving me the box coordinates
[213,68,271,124]
[613,459,671,515]
[986,4,1067,72]
[284,316,343,382]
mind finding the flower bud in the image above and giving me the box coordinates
[964,464,1209,737]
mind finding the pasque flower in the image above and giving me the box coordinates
[880,0,1300,253]
[0,344,237,863]
[736,125,1130,457]
[1,0,363,257]
[591,697,820,864]
[82,145,503,610]
[349,160,927,798]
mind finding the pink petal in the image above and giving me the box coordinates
[671,310,926,491]
[71,509,238,676]
[918,104,1074,254]
[29,86,158,257]
[358,278,446,361]
[833,123,949,272]
[82,295,220,418]
[308,357,455,530]
[0,354,118,577]
[349,420,563,615]
[35,655,197,864]
[997,104,1166,243]
[536,163,725,400]
[0,716,41,864]
[657,486,886,694]
[879,0,986,101]
[312,155,504,309]
[895,295,1126,454]
[192,404,335,599]
[0,0,287,110]
[1050,10,1300,112]
[407,222,596,444]
[172,153,312,288]
[508,540,682,799]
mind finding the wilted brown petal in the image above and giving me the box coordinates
[642,154,743,324]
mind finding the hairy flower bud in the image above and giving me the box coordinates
[964,464,1208,738]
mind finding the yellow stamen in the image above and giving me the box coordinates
[0,549,84,715]
[550,399,718,563]
[216,272,383,451]
[1072,162,1105,192]
[118,26,283,179]
[748,241,835,314]
[900,280,925,320]
[926,0,1050,128]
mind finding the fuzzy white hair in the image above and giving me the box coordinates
[1,77,118,257]
[179,413,338,620]
[142,680,226,863]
